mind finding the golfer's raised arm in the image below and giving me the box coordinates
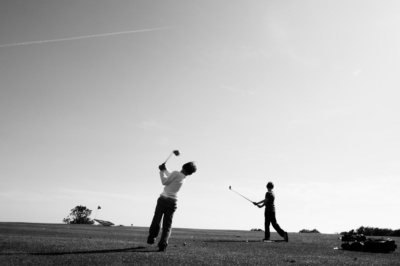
[159,169,172,185]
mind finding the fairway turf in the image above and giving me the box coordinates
[0,223,398,265]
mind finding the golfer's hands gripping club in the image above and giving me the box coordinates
[253,202,262,208]
[159,163,166,171]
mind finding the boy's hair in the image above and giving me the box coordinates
[182,162,197,175]
[266,182,274,189]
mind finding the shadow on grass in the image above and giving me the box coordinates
[0,246,160,256]
[204,240,286,243]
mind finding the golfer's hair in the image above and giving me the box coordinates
[182,162,197,175]
[266,182,274,189]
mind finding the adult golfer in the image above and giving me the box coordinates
[253,182,289,242]
[147,161,197,251]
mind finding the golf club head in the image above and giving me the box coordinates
[164,150,180,164]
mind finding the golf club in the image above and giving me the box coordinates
[229,186,253,203]
[164,150,180,164]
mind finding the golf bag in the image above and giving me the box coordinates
[340,230,366,242]
[341,238,397,253]
[363,238,397,253]
[341,241,364,252]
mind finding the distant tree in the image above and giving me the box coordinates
[357,226,393,236]
[392,229,400,237]
[299,229,320,233]
[63,205,94,224]
[343,226,400,237]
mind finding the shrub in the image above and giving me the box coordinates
[299,229,320,233]
[63,205,94,225]
[345,226,400,237]
[391,229,400,237]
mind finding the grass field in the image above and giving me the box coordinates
[0,223,398,265]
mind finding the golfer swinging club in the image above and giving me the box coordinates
[147,161,197,251]
[253,182,289,242]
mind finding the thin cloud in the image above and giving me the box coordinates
[0,188,139,202]
[0,26,172,48]
[219,83,257,96]
[138,120,169,131]
[60,188,139,201]
[265,16,319,67]
[353,69,362,76]
[288,106,351,127]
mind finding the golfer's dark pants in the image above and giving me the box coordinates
[148,196,177,248]
[265,211,285,239]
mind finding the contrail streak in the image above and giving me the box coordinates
[0,26,172,48]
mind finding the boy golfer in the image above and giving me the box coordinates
[147,161,197,251]
[253,182,288,242]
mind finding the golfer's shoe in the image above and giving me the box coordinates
[284,232,289,242]
[158,244,167,252]
[147,236,156,245]
[262,239,270,242]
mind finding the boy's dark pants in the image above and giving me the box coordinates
[264,211,285,239]
[148,196,177,248]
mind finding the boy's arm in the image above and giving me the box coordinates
[158,163,171,184]
[159,169,173,185]
[253,198,268,208]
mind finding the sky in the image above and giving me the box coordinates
[1,0,399,234]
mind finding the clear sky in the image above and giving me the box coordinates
[1,0,399,234]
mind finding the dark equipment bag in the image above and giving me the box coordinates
[341,238,397,253]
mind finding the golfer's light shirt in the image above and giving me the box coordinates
[160,170,186,200]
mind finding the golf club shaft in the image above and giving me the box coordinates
[230,187,253,203]
[164,152,173,164]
